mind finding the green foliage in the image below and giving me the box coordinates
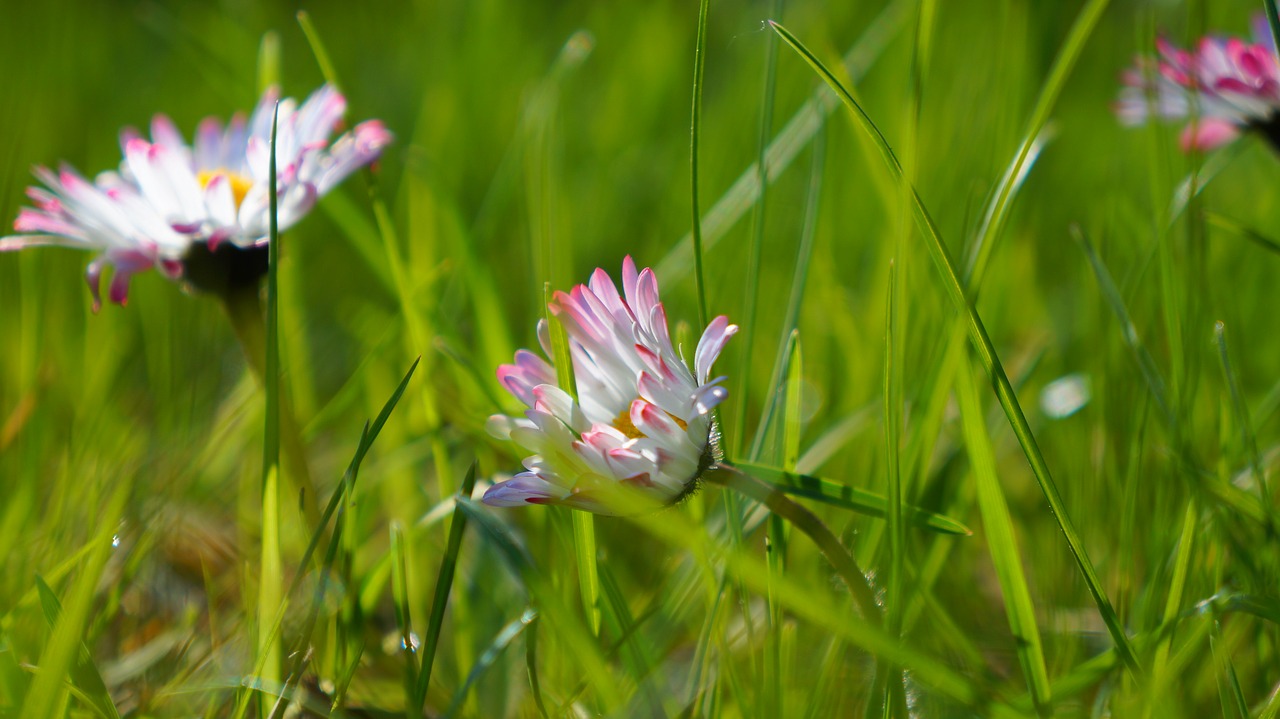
[1,0,1279,717]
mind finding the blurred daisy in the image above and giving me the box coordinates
[1,84,391,309]
[1117,16,1280,152]
[484,257,738,515]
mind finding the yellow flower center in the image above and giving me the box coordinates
[197,170,253,208]
[612,406,687,440]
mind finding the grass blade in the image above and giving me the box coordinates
[688,0,711,327]
[33,576,120,719]
[1214,322,1271,514]
[750,130,827,462]
[1147,500,1198,715]
[733,461,970,535]
[414,462,479,713]
[297,11,341,90]
[730,0,783,458]
[955,358,1052,716]
[442,608,539,719]
[769,19,1141,677]
[1073,226,1173,424]
[881,259,907,719]
[1265,0,1280,64]
[657,0,909,283]
[19,485,126,719]
[709,464,881,623]
[256,101,283,696]
[389,522,418,714]
[1205,211,1280,257]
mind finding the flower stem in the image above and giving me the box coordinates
[221,284,320,527]
[707,462,880,624]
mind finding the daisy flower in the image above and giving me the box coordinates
[484,257,738,515]
[1117,15,1280,152]
[1,84,391,309]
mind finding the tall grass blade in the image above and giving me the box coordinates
[1074,226,1173,424]
[734,461,970,535]
[769,19,1141,677]
[1265,0,1280,62]
[1148,501,1198,715]
[256,102,284,697]
[750,130,826,462]
[414,462,480,713]
[1205,212,1280,257]
[657,0,909,283]
[731,0,783,458]
[542,283,601,636]
[389,522,418,713]
[1214,322,1270,513]
[955,359,1052,716]
[710,465,880,623]
[296,11,341,90]
[688,0,711,327]
[1209,622,1249,719]
[19,485,126,719]
[442,608,539,719]
[33,576,120,719]
[881,259,907,719]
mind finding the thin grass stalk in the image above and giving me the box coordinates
[19,485,126,719]
[414,463,479,713]
[541,283,601,638]
[1214,322,1271,513]
[769,19,1142,677]
[689,0,711,327]
[657,0,910,284]
[731,0,783,460]
[389,523,417,715]
[749,129,826,462]
[296,12,340,89]
[1145,500,1198,718]
[305,6,456,501]
[766,331,800,717]
[881,259,907,719]
[256,103,284,701]
[710,465,880,623]
[956,357,1052,717]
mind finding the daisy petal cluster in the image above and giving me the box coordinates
[1117,16,1280,152]
[484,257,738,515]
[1,84,391,309]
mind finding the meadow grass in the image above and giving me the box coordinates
[2,0,1280,716]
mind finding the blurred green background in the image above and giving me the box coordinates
[1,0,1279,716]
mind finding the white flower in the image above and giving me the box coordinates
[484,257,738,515]
[1,84,391,309]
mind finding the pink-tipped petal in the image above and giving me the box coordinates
[1179,119,1240,151]
[482,474,565,507]
[694,315,738,384]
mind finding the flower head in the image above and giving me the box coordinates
[1117,16,1280,152]
[484,257,738,515]
[1,84,391,309]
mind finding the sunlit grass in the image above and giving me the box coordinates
[1,1,1279,717]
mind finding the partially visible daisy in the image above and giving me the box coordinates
[1,84,391,309]
[484,257,738,515]
[1117,15,1280,152]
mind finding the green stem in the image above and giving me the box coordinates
[222,285,320,527]
[709,463,881,624]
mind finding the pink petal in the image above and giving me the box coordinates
[1179,119,1241,151]
[694,315,738,384]
[482,474,565,507]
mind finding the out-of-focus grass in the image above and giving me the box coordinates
[1,0,1279,716]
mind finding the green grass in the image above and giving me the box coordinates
[2,0,1280,717]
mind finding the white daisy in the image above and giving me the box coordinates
[1,84,391,308]
[485,256,738,515]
